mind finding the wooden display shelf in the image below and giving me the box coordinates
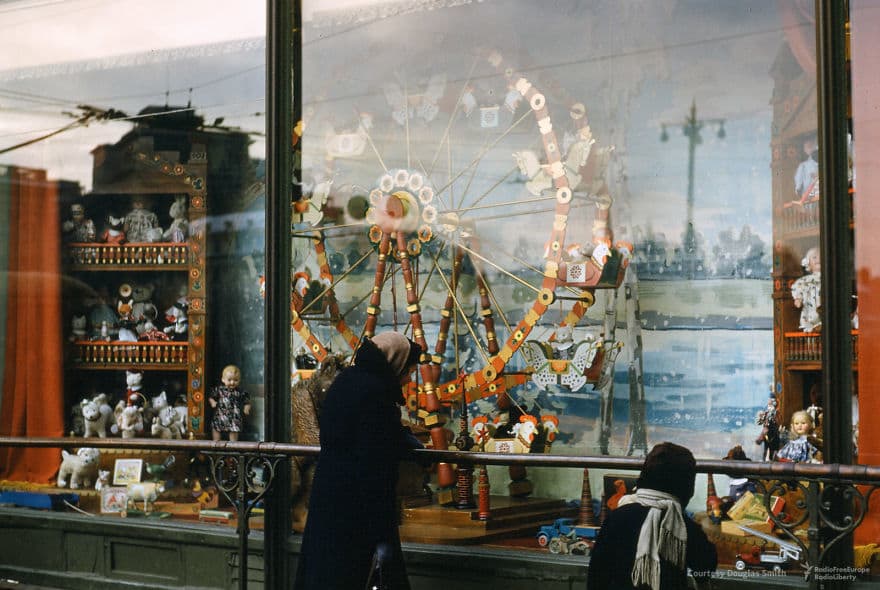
[66,242,189,269]
[73,340,188,368]
[399,496,577,545]
[783,330,859,364]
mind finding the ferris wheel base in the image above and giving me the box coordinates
[400,495,577,545]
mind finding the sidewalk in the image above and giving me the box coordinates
[0,581,69,590]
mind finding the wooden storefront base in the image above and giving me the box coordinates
[1,508,877,590]
[400,496,576,544]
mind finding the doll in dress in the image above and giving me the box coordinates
[791,246,821,332]
[124,195,160,243]
[776,410,822,463]
[208,365,251,441]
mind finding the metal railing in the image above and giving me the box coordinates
[0,436,878,590]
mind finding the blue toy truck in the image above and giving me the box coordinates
[536,518,600,554]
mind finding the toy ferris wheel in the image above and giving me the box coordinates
[292,50,633,487]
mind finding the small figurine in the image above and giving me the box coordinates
[138,319,170,342]
[791,247,821,332]
[550,325,575,360]
[122,369,147,408]
[80,393,113,438]
[101,215,126,244]
[163,195,189,243]
[95,469,110,491]
[62,203,96,243]
[755,393,780,461]
[806,383,824,441]
[208,365,251,442]
[163,300,189,340]
[116,284,138,342]
[87,286,117,340]
[776,410,822,463]
[115,405,144,439]
[470,416,491,451]
[57,447,100,489]
[124,195,160,243]
[69,314,87,342]
[793,135,819,203]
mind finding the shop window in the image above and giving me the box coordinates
[0,0,266,518]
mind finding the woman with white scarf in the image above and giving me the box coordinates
[587,442,717,590]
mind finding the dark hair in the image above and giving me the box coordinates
[636,442,697,505]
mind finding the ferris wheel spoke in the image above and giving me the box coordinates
[429,254,493,367]
[433,109,532,201]
[427,56,480,179]
[440,235,540,295]
[352,105,388,173]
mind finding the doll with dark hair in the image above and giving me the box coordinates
[587,442,717,590]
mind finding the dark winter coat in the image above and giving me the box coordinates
[586,503,717,590]
[294,339,422,590]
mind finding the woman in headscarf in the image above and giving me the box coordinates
[295,331,424,590]
[587,442,717,590]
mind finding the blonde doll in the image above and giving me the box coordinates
[776,410,821,463]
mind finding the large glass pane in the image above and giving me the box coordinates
[850,0,880,548]
[0,0,265,512]
[295,0,823,547]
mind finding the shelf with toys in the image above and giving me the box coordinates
[61,134,208,441]
[769,38,859,441]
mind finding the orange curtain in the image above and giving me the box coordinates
[0,166,65,483]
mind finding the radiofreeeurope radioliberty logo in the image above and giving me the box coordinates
[804,565,868,582]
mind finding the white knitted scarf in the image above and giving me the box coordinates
[616,488,688,590]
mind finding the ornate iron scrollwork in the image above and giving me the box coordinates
[753,477,879,588]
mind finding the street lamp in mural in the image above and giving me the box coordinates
[660,99,725,280]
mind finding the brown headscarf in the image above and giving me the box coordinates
[371,332,420,377]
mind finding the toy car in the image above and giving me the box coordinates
[536,517,600,554]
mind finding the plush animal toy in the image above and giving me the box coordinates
[116,405,144,439]
[57,447,101,489]
[163,300,189,341]
[101,215,126,244]
[81,393,113,438]
[129,282,158,335]
[117,284,138,342]
[122,370,147,408]
[95,469,111,491]
[70,315,87,342]
[163,195,189,243]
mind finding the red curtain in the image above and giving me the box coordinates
[0,167,65,483]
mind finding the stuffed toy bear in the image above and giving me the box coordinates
[129,282,158,336]
[163,195,189,243]
[57,447,101,489]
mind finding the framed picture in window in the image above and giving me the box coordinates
[112,458,143,486]
[602,474,638,513]
[100,486,128,514]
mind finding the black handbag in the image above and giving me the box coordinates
[364,542,391,590]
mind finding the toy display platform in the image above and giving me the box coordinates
[399,495,577,545]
